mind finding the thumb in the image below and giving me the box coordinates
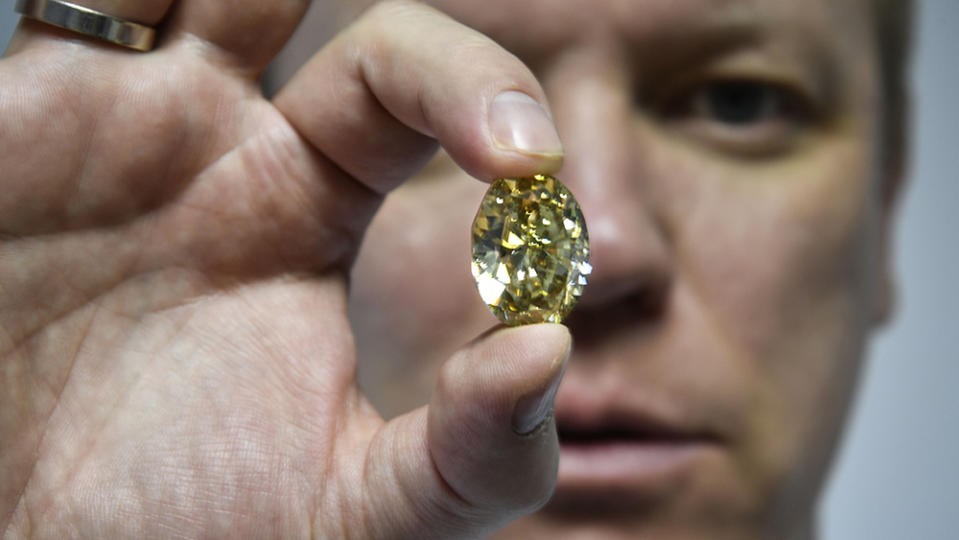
[357,324,570,539]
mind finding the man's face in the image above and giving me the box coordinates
[338,0,895,537]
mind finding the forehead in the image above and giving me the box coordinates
[421,0,872,63]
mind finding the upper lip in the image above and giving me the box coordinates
[557,412,718,445]
[552,377,723,446]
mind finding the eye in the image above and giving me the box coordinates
[692,81,782,126]
[656,79,811,156]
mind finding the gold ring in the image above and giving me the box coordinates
[14,0,156,52]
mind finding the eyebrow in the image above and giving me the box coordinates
[457,0,842,104]
[623,3,842,103]
[629,17,763,76]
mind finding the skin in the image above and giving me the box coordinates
[309,0,899,538]
[1,1,578,538]
[0,0,903,539]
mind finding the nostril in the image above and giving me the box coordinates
[573,207,673,314]
[633,279,670,317]
[565,278,671,347]
[575,268,671,312]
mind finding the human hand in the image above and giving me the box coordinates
[0,1,570,537]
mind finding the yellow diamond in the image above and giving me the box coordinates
[471,174,591,325]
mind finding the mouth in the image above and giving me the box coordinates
[551,410,723,507]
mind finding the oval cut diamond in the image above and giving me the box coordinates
[471,174,591,325]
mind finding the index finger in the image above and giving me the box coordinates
[273,0,564,194]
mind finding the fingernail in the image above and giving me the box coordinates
[511,344,571,435]
[489,90,564,156]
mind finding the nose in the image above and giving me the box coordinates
[547,59,673,316]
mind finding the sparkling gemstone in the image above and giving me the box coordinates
[471,174,591,325]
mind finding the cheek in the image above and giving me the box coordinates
[350,178,492,414]
[664,137,882,505]
[682,153,877,358]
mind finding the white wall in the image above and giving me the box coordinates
[1,1,956,538]
[0,3,13,47]
[821,1,959,539]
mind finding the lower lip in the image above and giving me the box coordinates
[555,439,715,497]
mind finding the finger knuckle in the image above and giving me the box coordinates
[363,0,434,30]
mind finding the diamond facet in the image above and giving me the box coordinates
[471,175,591,325]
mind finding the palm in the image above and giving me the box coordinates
[1,28,376,536]
[1,2,568,538]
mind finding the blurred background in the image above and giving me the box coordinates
[1,1,955,538]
